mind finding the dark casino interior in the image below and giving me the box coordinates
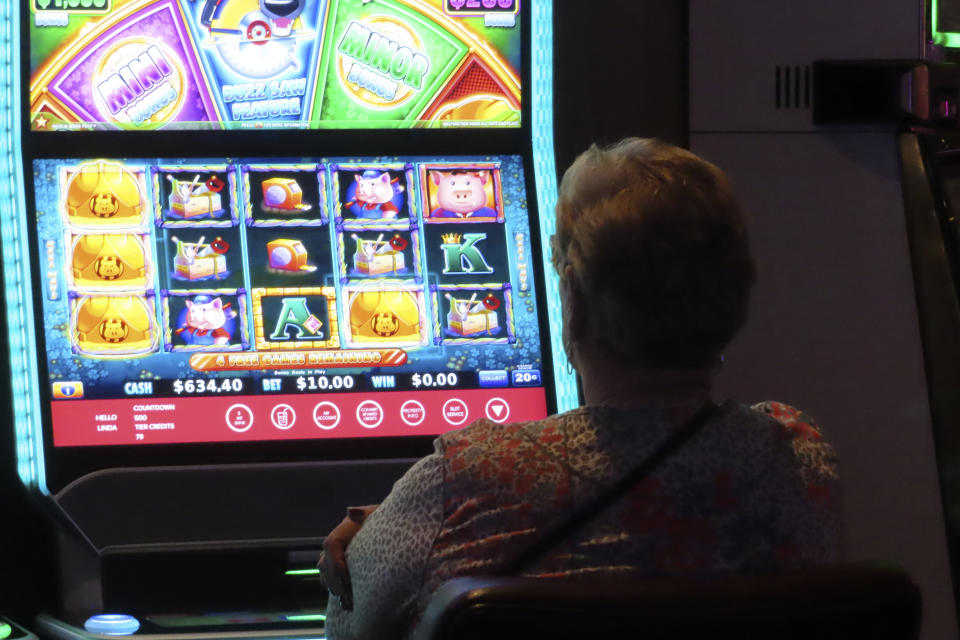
[4,1,960,639]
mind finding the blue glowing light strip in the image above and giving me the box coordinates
[531,1,577,413]
[0,1,47,493]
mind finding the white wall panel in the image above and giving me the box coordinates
[690,0,922,132]
[692,132,956,640]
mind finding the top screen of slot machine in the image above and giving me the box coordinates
[28,0,521,131]
[34,154,549,446]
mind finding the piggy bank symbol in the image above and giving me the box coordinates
[99,316,129,343]
[95,255,124,280]
[90,192,120,218]
[371,312,400,337]
[430,170,496,218]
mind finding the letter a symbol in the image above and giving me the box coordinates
[270,297,315,340]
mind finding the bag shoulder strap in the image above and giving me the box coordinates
[499,399,729,576]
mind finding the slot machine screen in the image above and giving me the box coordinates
[13,0,574,495]
[32,153,550,448]
[28,0,522,131]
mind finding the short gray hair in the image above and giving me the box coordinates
[552,138,756,369]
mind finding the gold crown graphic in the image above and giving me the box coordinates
[441,232,462,245]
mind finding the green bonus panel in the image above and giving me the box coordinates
[312,0,468,128]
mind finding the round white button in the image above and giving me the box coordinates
[225,404,254,432]
[400,400,426,426]
[270,404,296,430]
[442,398,469,426]
[485,397,510,424]
[313,402,341,430]
[356,400,384,429]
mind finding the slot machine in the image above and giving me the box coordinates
[0,0,578,636]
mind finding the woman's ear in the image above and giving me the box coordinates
[561,265,586,342]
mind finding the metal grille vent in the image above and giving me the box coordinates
[775,65,812,110]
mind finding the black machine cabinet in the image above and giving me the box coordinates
[901,132,960,623]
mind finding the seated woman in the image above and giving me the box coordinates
[320,138,840,640]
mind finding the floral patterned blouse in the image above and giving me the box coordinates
[324,400,840,640]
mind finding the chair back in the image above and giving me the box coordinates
[414,564,922,640]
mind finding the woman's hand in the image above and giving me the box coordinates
[318,505,378,611]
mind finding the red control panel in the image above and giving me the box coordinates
[51,387,547,446]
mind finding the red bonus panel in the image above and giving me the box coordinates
[51,387,548,446]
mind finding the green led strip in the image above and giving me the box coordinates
[284,614,325,622]
[932,0,960,47]
[285,569,320,576]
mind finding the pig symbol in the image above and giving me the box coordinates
[430,170,496,218]
[176,295,237,346]
[344,170,405,219]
